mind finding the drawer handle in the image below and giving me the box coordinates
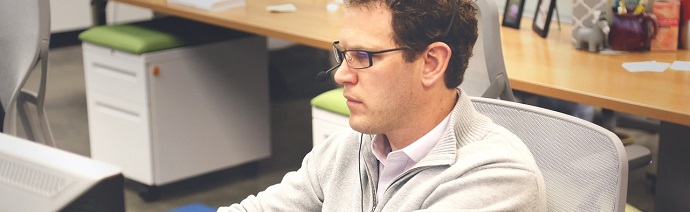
[94,63,137,81]
[95,102,140,122]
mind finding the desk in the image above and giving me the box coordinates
[100,0,342,50]
[501,20,690,127]
[100,0,690,210]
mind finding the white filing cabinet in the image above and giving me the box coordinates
[82,36,271,194]
[311,107,349,147]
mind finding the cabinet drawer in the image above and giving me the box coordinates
[83,44,148,103]
[311,107,350,147]
[312,118,349,148]
[86,92,154,184]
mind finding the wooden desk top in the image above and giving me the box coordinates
[115,0,342,50]
[503,19,690,126]
[115,0,690,126]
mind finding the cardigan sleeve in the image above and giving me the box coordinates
[218,150,325,212]
[418,129,547,212]
[421,164,545,212]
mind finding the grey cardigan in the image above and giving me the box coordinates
[220,90,547,211]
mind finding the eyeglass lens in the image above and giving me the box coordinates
[333,42,372,69]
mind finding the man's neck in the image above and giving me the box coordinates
[385,89,458,151]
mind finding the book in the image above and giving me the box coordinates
[651,0,681,51]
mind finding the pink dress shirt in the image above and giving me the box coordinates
[371,114,451,201]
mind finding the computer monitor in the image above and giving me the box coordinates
[0,133,125,211]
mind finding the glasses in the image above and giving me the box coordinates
[332,41,408,69]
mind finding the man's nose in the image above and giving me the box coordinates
[333,63,356,85]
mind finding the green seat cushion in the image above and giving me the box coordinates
[625,204,642,212]
[310,88,350,116]
[79,17,250,54]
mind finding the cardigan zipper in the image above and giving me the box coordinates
[369,174,377,212]
[382,164,440,200]
[362,149,378,212]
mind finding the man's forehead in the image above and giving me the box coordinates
[340,4,395,48]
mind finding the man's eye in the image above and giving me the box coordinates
[354,51,369,59]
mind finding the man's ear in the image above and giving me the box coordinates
[421,42,451,87]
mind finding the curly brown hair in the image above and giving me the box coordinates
[344,0,478,88]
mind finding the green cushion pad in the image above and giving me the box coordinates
[310,88,350,116]
[79,17,250,54]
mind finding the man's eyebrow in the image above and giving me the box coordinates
[338,42,361,50]
[342,44,378,52]
[338,40,377,51]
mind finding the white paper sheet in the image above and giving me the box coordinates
[622,61,670,72]
[669,61,690,71]
[168,0,245,11]
[266,4,297,12]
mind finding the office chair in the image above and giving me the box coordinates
[471,96,628,212]
[311,0,514,145]
[600,109,654,171]
[461,0,514,101]
[0,0,55,146]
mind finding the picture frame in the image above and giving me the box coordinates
[532,0,556,38]
[502,0,525,29]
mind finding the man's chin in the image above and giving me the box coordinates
[349,120,378,135]
[352,128,371,134]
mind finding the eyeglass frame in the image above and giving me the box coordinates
[332,41,410,69]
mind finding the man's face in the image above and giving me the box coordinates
[334,4,424,135]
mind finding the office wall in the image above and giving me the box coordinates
[50,0,152,33]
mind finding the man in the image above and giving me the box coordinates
[219,0,546,211]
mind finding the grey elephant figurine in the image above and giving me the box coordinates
[573,18,611,52]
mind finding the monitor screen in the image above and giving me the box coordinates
[0,133,125,211]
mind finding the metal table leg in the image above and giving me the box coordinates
[91,0,107,26]
[655,121,690,211]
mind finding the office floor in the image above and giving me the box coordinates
[25,45,657,211]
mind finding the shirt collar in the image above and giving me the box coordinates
[371,113,452,164]
[404,114,451,163]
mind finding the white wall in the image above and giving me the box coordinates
[50,0,153,33]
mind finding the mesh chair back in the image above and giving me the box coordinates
[0,0,46,112]
[0,0,52,143]
[471,96,628,212]
[461,0,515,101]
